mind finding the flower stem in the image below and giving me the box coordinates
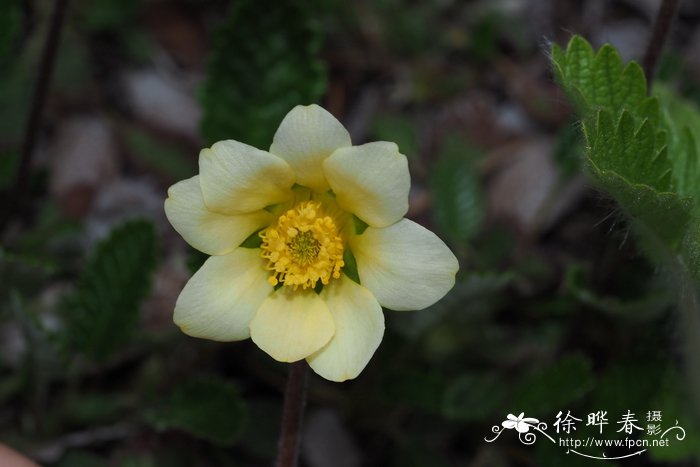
[642,0,680,90]
[275,361,309,467]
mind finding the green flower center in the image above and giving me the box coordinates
[288,230,321,265]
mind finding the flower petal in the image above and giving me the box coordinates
[306,276,384,382]
[350,219,459,311]
[502,421,517,429]
[199,140,294,215]
[174,248,272,341]
[323,142,409,228]
[164,176,272,255]
[250,288,335,362]
[270,104,351,192]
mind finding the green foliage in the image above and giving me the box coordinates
[59,392,127,427]
[0,151,18,190]
[536,442,616,467]
[73,0,139,32]
[394,442,452,467]
[186,249,208,275]
[200,0,326,147]
[564,265,671,321]
[57,451,105,467]
[429,136,484,243]
[552,35,700,278]
[71,0,150,63]
[118,454,157,467]
[554,38,700,441]
[390,272,513,341]
[552,123,584,178]
[511,353,595,414]
[551,38,647,120]
[647,371,700,461]
[61,220,157,360]
[374,0,440,57]
[146,377,247,446]
[0,52,32,144]
[383,367,447,412]
[124,126,196,182]
[442,371,507,421]
[371,114,418,159]
[0,0,21,65]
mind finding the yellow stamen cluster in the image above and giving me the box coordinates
[260,201,344,289]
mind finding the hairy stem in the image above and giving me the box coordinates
[0,0,70,230]
[275,361,309,467]
[642,0,680,90]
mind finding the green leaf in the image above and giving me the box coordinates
[552,37,646,121]
[553,34,700,433]
[590,168,691,250]
[655,85,700,202]
[430,136,483,243]
[587,109,670,191]
[511,353,595,414]
[200,0,326,147]
[564,265,671,321]
[146,377,247,446]
[61,220,157,360]
[552,36,700,277]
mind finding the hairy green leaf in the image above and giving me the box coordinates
[552,37,646,120]
[552,36,700,278]
[200,0,326,147]
[61,220,157,360]
[430,136,483,243]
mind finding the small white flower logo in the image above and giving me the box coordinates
[502,413,540,433]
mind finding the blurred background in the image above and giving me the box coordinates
[3,0,700,465]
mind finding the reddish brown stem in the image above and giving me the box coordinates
[642,0,680,91]
[275,361,309,467]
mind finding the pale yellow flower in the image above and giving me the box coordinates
[164,105,459,382]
